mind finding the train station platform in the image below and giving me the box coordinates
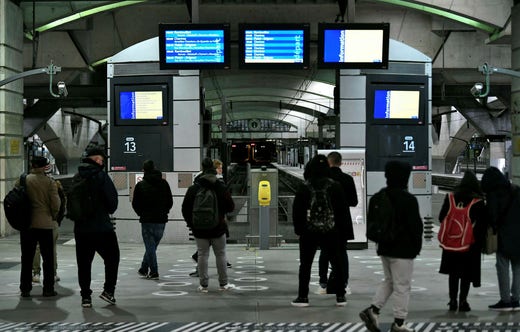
[0,218,517,332]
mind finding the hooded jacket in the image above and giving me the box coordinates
[376,161,423,259]
[73,158,118,233]
[481,167,520,258]
[132,169,173,224]
[182,170,235,239]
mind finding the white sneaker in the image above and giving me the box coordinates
[32,274,40,283]
[359,307,380,332]
[346,285,352,295]
[390,322,415,332]
[197,285,208,293]
[219,283,235,291]
[315,286,327,294]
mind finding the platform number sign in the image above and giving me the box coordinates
[124,137,137,154]
[403,135,415,153]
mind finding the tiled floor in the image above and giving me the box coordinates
[0,222,517,331]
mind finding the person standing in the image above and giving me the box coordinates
[438,171,487,312]
[19,156,61,298]
[33,173,66,284]
[72,148,119,308]
[317,151,358,294]
[182,157,235,292]
[481,166,520,311]
[291,154,348,307]
[359,160,423,332]
[132,160,173,280]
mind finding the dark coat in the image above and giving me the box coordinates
[292,176,348,238]
[328,166,358,240]
[482,167,520,258]
[376,161,423,259]
[74,158,118,233]
[182,170,235,239]
[132,169,173,224]
[438,193,487,286]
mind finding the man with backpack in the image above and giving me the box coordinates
[360,160,423,332]
[19,156,61,298]
[69,148,119,308]
[132,160,173,280]
[291,154,348,307]
[182,157,235,292]
[482,166,520,311]
[317,151,358,295]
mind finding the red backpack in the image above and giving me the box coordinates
[438,193,480,252]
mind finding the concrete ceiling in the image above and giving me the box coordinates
[16,0,515,134]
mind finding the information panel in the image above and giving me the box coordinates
[323,29,384,64]
[244,29,304,64]
[119,91,164,120]
[164,29,225,64]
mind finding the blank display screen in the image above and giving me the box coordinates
[373,90,420,119]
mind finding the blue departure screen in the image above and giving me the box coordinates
[164,29,225,64]
[244,29,304,63]
[119,91,164,120]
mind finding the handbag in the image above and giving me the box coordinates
[483,226,497,255]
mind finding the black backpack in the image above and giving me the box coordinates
[191,185,219,230]
[3,174,32,231]
[66,174,97,222]
[366,189,396,243]
[306,179,335,234]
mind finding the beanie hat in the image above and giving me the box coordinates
[31,156,49,168]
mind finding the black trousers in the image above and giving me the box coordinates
[298,232,346,298]
[75,231,120,298]
[20,228,55,293]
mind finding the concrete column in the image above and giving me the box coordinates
[489,141,506,171]
[0,0,24,236]
[512,4,520,185]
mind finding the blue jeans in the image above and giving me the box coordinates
[496,251,520,302]
[140,223,166,274]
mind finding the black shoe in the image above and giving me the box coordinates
[81,297,92,308]
[458,301,471,312]
[291,297,309,307]
[99,291,116,305]
[42,290,57,297]
[512,300,520,311]
[147,272,159,280]
[20,291,30,298]
[227,262,233,268]
[336,296,347,307]
[448,300,457,311]
[191,253,198,263]
[138,268,148,278]
[489,300,513,311]
[189,270,199,277]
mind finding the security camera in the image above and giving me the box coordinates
[470,82,483,97]
[57,81,68,97]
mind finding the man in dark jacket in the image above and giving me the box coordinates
[181,158,235,292]
[291,154,348,307]
[132,160,173,280]
[482,166,520,311]
[317,151,358,294]
[360,160,423,332]
[73,148,119,308]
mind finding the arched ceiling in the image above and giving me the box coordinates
[14,0,514,135]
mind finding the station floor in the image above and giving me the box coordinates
[1,218,519,332]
